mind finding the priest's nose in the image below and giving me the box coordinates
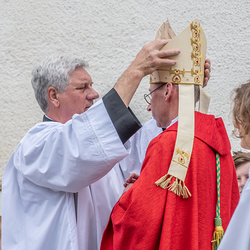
[88,88,99,100]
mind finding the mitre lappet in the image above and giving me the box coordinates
[152,18,210,198]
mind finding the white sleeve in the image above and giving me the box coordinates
[119,118,162,179]
[14,99,137,192]
[218,185,250,250]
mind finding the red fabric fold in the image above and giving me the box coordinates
[101,112,239,250]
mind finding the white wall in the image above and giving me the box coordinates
[1,0,250,184]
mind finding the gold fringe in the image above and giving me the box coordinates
[155,175,173,189]
[182,185,188,198]
[177,179,182,196]
[211,226,224,250]
[155,175,192,198]
[182,183,192,198]
[155,174,168,186]
[168,178,179,194]
[161,176,172,189]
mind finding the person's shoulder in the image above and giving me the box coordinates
[148,126,177,149]
[142,118,157,127]
[141,118,162,137]
[22,121,62,142]
[30,121,61,132]
[195,112,231,155]
[142,118,160,133]
[195,111,225,126]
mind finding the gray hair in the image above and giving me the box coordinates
[31,55,88,113]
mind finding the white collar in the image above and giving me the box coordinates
[167,116,178,129]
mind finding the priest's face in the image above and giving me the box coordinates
[57,67,99,123]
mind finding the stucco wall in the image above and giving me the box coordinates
[1,0,250,185]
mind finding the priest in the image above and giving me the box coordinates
[2,39,180,250]
[101,19,239,250]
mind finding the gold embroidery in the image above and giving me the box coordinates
[172,148,190,168]
[190,22,201,37]
[169,68,185,83]
[150,74,153,83]
[150,20,204,86]
[191,53,202,66]
[191,38,201,52]
[190,20,203,84]
[194,72,203,83]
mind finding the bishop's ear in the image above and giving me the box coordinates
[47,86,60,108]
[164,82,174,101]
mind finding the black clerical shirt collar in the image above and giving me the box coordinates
[43,115,54,122]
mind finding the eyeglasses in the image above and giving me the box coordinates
[144,83,167,105]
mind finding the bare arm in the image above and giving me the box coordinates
[114,39,180,107]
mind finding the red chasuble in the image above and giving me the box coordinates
[101,112,239,250]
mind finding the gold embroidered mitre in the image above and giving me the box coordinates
[153,19,210,198]
[150,18,207,88]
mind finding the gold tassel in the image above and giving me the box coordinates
[155,175,173,189]
[211,219,224,249]
[177,179,182,196]
[168,178,179,194]
[155,176,192,198]
[182,183,192,198]
[155,174,168,186]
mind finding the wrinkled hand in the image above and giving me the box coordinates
[114,39,180,107]
[203,59,211,87]
[129,39,181,78]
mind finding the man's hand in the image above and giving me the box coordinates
[203,59,211,87]
[124,173,140,187]
[123,173,140,193]
[114,39,180,107]
[128,39,180,79]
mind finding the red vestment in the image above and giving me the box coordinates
[101,112,239,250]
